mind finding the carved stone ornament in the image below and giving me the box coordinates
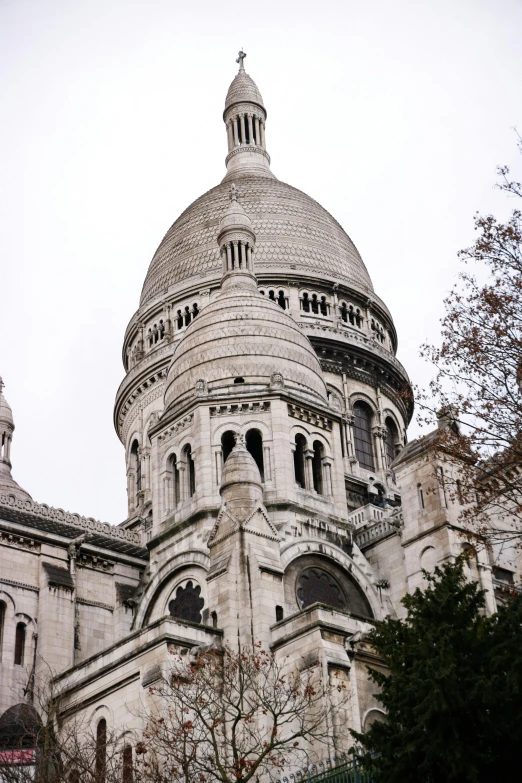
[270,372,284,389]
[195,379,208,396]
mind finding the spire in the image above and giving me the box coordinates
[223,53,273,181]
[0,377,31,501]
[217,184,257,290]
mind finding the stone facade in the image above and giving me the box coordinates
[0,54,520,771]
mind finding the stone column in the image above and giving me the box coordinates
[221,247,227,275]
[247,114,254,144]
[260,120,266,148]
[263,445,272,482]
[178,463,187,502]
[227,121,234,151]
[226,243,232,271]
[254,116,260,145]
[304,449,315,491]
[215,449,222,487]
[233,116,240,147]
[322,458,333,497]
[239,114,246,145]
[372,427,384,471]
[232,241,238,269]
[246,244,252,271]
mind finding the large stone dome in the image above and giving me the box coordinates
[164,282,328,410]
[139,176,374,307]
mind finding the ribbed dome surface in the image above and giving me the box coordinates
[225,70,264,112]
[140,177,374,307]
[164,284,327,409]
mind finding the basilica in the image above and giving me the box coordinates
[0,54,518,767]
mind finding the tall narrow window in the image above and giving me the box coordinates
[311,294,319,314]
[340,302,348,322]
[221,431,236,463]
[385,418,398,468]
[438,466,448,508]
[418,484,425,509]
[171,455,180,507]
[312,441,324,494]
[122,745,133,783]
[302,293,310,312]
[184,445,195,497]
[277,290,286,309]
[131,440,141,500]
[0,602,5,659]
[95,718,107,782]
[246,429,264,481]
[294,434,307,488]
[353,403,374,471]
[14,622,26,665]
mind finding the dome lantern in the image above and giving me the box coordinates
[0,377,32,501]
[223,52,272,181]
[217,184,257,291]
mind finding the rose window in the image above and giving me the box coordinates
[296,568,347,611]
[168,581,205,624]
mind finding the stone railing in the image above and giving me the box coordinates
[347,503,387,529]
[0,493,141,545]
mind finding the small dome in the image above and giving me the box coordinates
[164,285,328,410]
[225,69,265,114]
[218,184,254,238]
[220,437,263,516]
[0,386,14,428]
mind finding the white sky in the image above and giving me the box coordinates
[1,0,521,523]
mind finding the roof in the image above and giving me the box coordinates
[0,496,148,560]
[225,69,265,113]
[42,562,74,590]
[391,428,440,470]
[140,177,374,307]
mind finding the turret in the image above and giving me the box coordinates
[217,183,257,291]
[0,377,31,501]
[223,51,272,180]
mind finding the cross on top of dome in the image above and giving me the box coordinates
[236,50,247,71]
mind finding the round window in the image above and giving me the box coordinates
[168,580,204,624]
[296,568,347,611]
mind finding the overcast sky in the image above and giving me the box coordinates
[1,0,521,523]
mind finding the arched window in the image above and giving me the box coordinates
[184,445,195,498]
[122,745,133,783]
[184,306,191,326]
[312,440,324,494]
[268,289,276,302]
[302,293,310,312]
[353,403,374,471]
[297,568,346,611]
[385,418,398,468]
[311,294,319,314]
[246,429,264,482]
[277,290,286,309]
[131,441,141,500]
[159,320,165,339]
[293,434,307,488]
[0,601,5,659]
[340,302,348,322]
[320,296,328,316]
[192,303,199,318]
[14,622,26,666]
[177,309,183,329]
[170,454,180,508]
[221,431,236,463]
[95,718,107,782]
[169,581,204,623]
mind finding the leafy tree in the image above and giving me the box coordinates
[418,136,522,544]
[134,643,347,783]
[354,558,522,783]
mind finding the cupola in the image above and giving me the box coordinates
[219,434,263,518]
[223,52,272,181]
[0,377,32,501]
[217,183,257,291]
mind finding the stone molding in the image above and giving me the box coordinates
[225,146,270,165]
[76,597,115,612]
[288,403,332,431]
[209,401,270,417]
[0,577,39,593]
[0,494,141,545]
[158,414,194,442]
[0,530,41,553]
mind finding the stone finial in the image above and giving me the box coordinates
[234,432,246,448]
[0,377,4,395]
[236,50,247,71]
